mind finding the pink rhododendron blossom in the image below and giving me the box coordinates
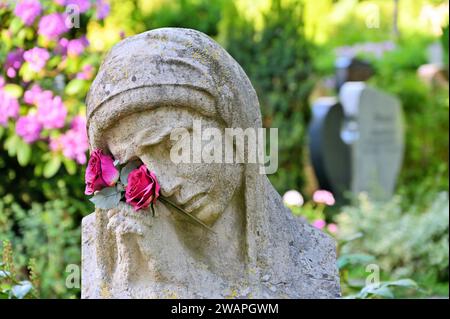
[96,0,110,20]
[312,189,336,206]
[84,149,119,195]
[24,85,55,107]
[14,0,42,26]
[16,114,42,143]
[23,47,50,72]
[76,64,94,80]
[56,38,69,56]
[36,95,67,129]
[65,0,91,13]
[38,13,68,39]
[50,116,88,164]
[0,89,20,126]
[5,49,24,78]
[67,36,89,56]
[312,219,326,230]
[70,115,86,132]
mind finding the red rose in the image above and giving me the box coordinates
[84,149,119,195]
[125,165,160,211]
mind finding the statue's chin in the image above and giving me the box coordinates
[195,206,221,226]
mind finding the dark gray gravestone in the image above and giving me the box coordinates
[309,98,351,203]
[335,57,375,92]
[340,82,404,200]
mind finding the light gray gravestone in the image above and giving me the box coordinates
[339,82,405,200]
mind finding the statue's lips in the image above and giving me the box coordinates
[181,192,208,213]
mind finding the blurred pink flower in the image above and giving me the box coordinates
[65,0,91,13]
[327,223,338,234]
[16,114,42,143]
[5,49,24,78]
[24,84,53,106]
[23,47,50,72]
[96,0,110,20]
[56,38,69,55]
[70,115,86,132]
[38,13,68,39]
[313,190,336,206]
[50,115,88,164]
[36,95,67,129]
[67,36,89,56]
[14,0,42,26]
[312,219,326,230]
[76,64,94,80]
[0,89,20,126]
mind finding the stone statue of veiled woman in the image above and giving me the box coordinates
[82,28,340,299]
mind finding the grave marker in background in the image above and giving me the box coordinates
[340,82,405,200]
[309,83,404,202]
[309,98,351,203]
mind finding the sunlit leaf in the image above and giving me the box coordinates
[3,84,23,98]
[17,140,32,166]
[43,156,62,178]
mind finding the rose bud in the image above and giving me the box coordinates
[84,149,119,195]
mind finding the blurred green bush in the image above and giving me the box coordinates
[220,0,315,193]
[337,192,449,297]
[0,0,102,298]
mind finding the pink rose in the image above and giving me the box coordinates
[125,165,160,211]
[84,149,119,195]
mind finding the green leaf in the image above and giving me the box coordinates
[89,187,121,210]
[19,62,35,82]
[43,156,62,178]
[65,79,86,96]
[3,84,23,98]
[4,135,20,157]
[120,160,141,185]
[17,141,32,166]
[384,279,418,289]
[9,18,23,34]
[11,281,33,299]
[337,253,376,270]
[63,158,77,175]
[365,286,394,299]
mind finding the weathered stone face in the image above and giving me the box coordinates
[82,28,340,299]
[104,107,244,225]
